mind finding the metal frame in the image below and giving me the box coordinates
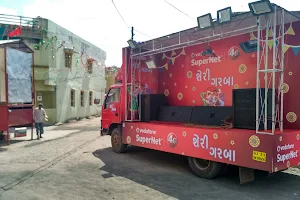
[0,40,35,144]
[255,6,285,135]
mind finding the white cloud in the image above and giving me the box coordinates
[0,7,18,15]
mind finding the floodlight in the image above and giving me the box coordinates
[146,60,157,69]
[248,0,274,16]
[217,7,232,24]
[127,39,137,49]
[197,13,213,29]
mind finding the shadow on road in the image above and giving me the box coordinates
[93,146,300,200]
[0,139,30,146]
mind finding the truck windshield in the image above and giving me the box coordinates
[104,88,120,109]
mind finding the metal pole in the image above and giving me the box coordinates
[124,48,128,121]
[132,26,257,58]
[264,18,269,130]
[130,50,133,121]
[130,27,134,121]
[31,51,35,140]
[272,5,277,134]
[131,27,134,41]
[4,47,10,145]
[256,16,261,133]
[280,9,285,132]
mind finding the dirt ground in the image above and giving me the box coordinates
[0,117,300,200]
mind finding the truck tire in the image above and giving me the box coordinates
[188,157,223,179]
[111,128,127,153]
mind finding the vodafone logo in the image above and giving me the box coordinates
[135,128,156,135]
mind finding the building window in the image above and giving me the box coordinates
[71,89,75,107]
[89,91,93,106]
[81,90,84,107]
[65,49,73,68]
[87,62,93,74]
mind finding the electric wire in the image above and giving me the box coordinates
[163,0,195,21]
[111,0,153,39]
[111,0,130,28]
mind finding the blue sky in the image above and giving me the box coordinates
[0,0,299,66]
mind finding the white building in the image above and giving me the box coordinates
[0,16,106,124]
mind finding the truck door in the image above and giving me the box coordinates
[101,87,121,134]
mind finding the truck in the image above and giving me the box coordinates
[0,40,35,144]
[101,2,300,184]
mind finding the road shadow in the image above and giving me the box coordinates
[0,146,7,152]
[93,147,300,200]
[0,138,30,146]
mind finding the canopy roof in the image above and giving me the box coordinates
[0,39,33,53]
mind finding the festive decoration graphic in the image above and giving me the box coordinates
[177,92,183,100]
[238,64,247,73]
[187,71,193,78]
[287,161,291,168]
[282,83,289,94]
[289,71,293,76]
[286,112,297,123]
[249,135,260,148]
[157,63,169,70]
[182,131,187,137]
[250,24,300,55]
[230,140,235,146]
[126,136,131,144]
[234,84,239,89]
[162,48,186,66]
[201,87,225,107]
[213,133,218,140]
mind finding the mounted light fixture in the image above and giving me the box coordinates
[201,43,217,57]
[217,7,232,24]
[127,39,137,49]
[248,0,274,16]
[146,59,157,69]
[197,13,213,29]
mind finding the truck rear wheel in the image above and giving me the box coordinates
[188,157,223,179]
[111,128,127,153]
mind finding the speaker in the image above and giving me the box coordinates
[140,94,167,122]
[232,88,273,130]
[190,106,233,126]
[157,106,193,123]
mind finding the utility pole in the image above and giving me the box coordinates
[131,27,134,41]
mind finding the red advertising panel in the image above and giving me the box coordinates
[123,122,300,171]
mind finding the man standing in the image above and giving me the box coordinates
[33,103,48,139]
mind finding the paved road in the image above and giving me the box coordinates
[0,118,300,200]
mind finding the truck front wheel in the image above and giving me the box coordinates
[111,128,127,153]
[188,157,223,179]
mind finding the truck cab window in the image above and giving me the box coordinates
[104,88,120,109]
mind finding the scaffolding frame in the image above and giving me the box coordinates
[256,6,285,135]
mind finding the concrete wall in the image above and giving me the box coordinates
[46,20,106,123]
